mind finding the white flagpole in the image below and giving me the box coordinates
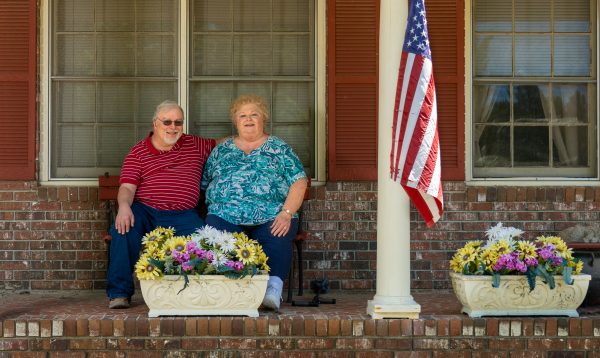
[367,0,421,319]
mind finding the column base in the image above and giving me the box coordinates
[367,295,421,319]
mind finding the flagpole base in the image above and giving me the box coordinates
[367,295,421,319]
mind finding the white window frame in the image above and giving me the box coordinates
[465,0,600,186]
[39,0,326,185]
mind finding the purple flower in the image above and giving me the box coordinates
[494,252,527,273]
[524,257,538,267]
[224,260,244,271]
[537,246,554,260]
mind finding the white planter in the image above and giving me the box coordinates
[450,272,591,318]
[140,274,269,317]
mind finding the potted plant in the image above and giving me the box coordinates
[449,223,591,317]
[135,226,270,317]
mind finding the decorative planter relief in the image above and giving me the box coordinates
[450,272,591,317]
[140,274,269,317]
[450,272,591,318]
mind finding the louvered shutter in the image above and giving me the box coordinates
[0,0,36,180]
[327,0,465,181]
[327,0,379,181]
[427,0,465,180]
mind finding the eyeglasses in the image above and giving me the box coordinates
[157,118,184,126]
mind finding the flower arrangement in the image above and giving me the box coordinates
[450,223,583,290]
[135,226,269,290]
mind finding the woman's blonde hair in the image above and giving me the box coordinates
[229,94,269,122]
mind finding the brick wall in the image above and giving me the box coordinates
[1,180,599,292]
[1,316,600,356]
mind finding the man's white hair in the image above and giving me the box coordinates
[153,100,183,121]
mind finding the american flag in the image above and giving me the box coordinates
[390,0,443,227]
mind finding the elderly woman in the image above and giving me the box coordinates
[201,94,308,311]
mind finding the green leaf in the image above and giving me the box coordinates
[535,266,555,289]
[492,273,501,288]
[526,268,537,291]
[562,266,574,285]
[177,272,189,294]
[148,257,165,272]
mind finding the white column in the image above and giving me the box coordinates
[366,0,421,319]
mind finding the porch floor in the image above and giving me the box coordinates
[1,289,598,320]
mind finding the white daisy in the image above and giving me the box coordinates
[210,250,229,267]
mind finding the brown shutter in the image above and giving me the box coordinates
[327,0,379,181]
[428,0,465,180]
[0,0,37,180]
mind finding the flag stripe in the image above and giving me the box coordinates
[390,0,443,228]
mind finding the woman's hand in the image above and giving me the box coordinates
[270,211,292,237]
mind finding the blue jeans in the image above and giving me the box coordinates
[206,214,298,280]
[106,201,205,299]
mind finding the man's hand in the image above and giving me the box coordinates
[115,205,135,235]
[115,183,137,235]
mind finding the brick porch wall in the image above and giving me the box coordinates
[0,180,599,292]
[1,316,600,356]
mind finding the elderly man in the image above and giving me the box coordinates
[106,100,216,309]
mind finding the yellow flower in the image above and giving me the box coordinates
[449,252,464,273]
[164,235,189,255]
[142,226,174,251]
[233,232,251,244]
[135,255,162,280]
[516,240,537,261]
[144,245,166,260]
[464,240,483,250]
[567,258,584,274]
[236,243,257,265]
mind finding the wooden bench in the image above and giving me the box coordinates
[98,174,310,301]
[569,242,600,307]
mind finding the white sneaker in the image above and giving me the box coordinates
[262,285,282,311]
[262,276,284,311]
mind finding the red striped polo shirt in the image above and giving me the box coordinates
[120,133,216,211]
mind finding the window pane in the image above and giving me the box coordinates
[554,35,590,76]
[474,125,511,167]
[54,34,96,76]
[54,0,94,32]
[514,126,549,166]
[137,0,176,32]
[95,0,135,32]
[474,35,512,76]
[57,125,96,167]
[554,0,590,32]
[473,84,510,124]
[474,0,512,32]
[553,126,588,167]
[193,34,232,76]
[193,0,232,31]
[98,126,135,166]
[514,84,549,123]
[515,0,550,32]
[53,82,96,123]
[553,84,588,124]
[515,35,550,76]
[97,34,135,76]
[274,0,311,31]
[97,83,135,123]
[273,35,310,76]
[137,34,176,76]
[234,0,271,31]
[233,34,273,76]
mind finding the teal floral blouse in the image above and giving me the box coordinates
[201,136,307,225]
